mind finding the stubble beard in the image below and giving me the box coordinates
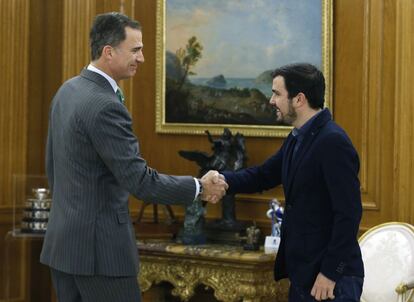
[277,101,297,125]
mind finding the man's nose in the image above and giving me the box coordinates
[137,52,144,63]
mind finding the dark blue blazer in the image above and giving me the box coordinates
[222,109,364,289]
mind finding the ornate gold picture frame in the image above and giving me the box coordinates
[155,0,333,137]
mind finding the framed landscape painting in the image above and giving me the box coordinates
[155,0,333,137]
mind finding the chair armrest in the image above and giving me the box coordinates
[406,279,414,290]
[395,277,414,295]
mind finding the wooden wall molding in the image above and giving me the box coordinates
[393,0,414,222]
[359,0,384,210]
[0,0,30,301]
[0,0,29,207]
[62,0,96,81]
[349,0,413,226]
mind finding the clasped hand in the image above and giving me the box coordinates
[199,170,228,204]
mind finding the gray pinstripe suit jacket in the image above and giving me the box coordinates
[40,69,196,277]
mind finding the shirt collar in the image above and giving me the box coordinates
[87,64,119,93]
[292,109,324,138]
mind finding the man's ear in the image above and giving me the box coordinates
[295,92,308,108]
[101,45,113,59]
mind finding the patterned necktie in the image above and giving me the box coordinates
[116,88,125,104]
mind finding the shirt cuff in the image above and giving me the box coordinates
[193,177,200,200]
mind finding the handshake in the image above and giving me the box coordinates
[199,170,228,204]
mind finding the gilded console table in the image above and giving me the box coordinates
[137,241,289,302]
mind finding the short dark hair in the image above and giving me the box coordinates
[272,63,325,109]
[90,12,141,60]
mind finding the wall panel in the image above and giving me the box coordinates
[393,0,414,223]
[316,0,413,230]
[1,0,414,300]
[0,0,29,207]
[62,0,96,80]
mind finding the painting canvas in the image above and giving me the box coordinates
[156,0,332,137]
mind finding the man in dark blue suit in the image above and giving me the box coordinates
[221,63,364,301]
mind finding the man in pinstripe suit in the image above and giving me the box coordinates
[40,12,227,302]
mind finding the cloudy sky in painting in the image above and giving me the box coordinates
[166,0,322,78]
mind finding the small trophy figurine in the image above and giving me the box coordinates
[243,223,261,251]
[264,198,284,254]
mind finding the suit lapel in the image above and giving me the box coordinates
[282,134,296,186]
[285,131,316,198]
[284,109,332,200]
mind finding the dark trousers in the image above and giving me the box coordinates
[289,276,363,302]
[50,268,141,302]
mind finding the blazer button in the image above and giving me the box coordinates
[286,204,292,210]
